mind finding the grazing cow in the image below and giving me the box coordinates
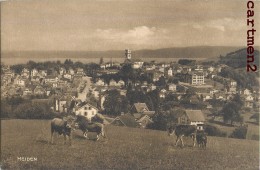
[167,124,197,147]
[196,132,207,148]
[51,117,75,145]
[75,115,106,141]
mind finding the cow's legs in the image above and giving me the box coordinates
[51,132,54,144]
[83,131,89,139]
[96,134,100,141]
[180,135,184,147]
[63,134,67,144]
[192,135,196,147]
[68,134,72,145]
[101,126,106,138]
[175,137,180,146]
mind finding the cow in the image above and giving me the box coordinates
[196,131,207,148]
[167,124,197,147]
[50,117,75,145]
[75,115,106,141]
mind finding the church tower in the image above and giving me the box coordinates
[125,49,131,60]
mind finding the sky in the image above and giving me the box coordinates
[2,0,260,51]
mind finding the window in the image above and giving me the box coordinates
[180,117,186,124]
[84,112,87,116]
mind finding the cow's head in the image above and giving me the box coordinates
[64,116,77,131]
[167,126,176,136]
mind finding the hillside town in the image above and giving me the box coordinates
[1,49,260,138]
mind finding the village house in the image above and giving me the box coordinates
[168,83,177,91]
[117,80,125,87]
[14,76,27,86]
[68,68,75,75]
[191,72,205,85]
[111,113,140,128]
[160,63,170,68]
[45,76,59,84]
[175,110,205,130]
[4,70,15,78]
[39,70,48,77]
[7,87,19,96]
[159,89,167,98]
[76,68,84,76]
[159,67,165,73]
[31,76,42,84]
[63,73,73,80]
[230,80,237,87]
[146,84,157,92]
[74,102,99,121]
[59,67,66,75]
[243,89,252,95]
[2,75,12,85]
[194,65,204,72]
[167,68,173,77]
[31,69,39,77]
[95,79,105,86]
[100,63,106,69]
[136,115,153,128]
[228,86,237,94]
[96,69,119,76]
[132,59,144,69]
[207,66,215,72]
[22,85,35,96]
[109,79,117,86]
[152,71,164,82]
[145,65,156,71]
[245,101,254,108]
[182,66,192,73]
[131,103,155,127]
[34,85,46,95]
[21,68,30,79]
[131,103,154,114]
[54,95,74,113]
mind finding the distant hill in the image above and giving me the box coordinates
[219,48,259,68]
[133,46,247,59]
[2,46,247,60]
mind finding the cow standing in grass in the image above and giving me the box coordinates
[51,117,75,145]
[75,115,106,141]
[196,131,207,148]
[167,124,197,147]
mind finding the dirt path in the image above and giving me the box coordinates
[77,76,92,101]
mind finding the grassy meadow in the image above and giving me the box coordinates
[1,119,259,170]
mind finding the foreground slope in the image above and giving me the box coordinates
[1,120,259,169]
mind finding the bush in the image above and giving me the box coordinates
[204,124,227,137]
[229,126,247,139]
[13,103,55,119]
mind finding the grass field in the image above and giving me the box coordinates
[1,119,259,170]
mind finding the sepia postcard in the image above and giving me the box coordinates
[1,0,260,169]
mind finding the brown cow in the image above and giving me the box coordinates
[51,117,75,145]
[167,124,197,147]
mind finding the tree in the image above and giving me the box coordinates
[221,102,242,125]
[13,103,54,119]
[10,64,24,74]
[103,90,130,116]
[99,57,104,65]
[155,76,166,87]
[178,59,196,66]
[229,126,247,139]
[147,112,167,130]
[119,63,135,84]
[250,112,259,124]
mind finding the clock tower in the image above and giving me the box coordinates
[125,49,131,60]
